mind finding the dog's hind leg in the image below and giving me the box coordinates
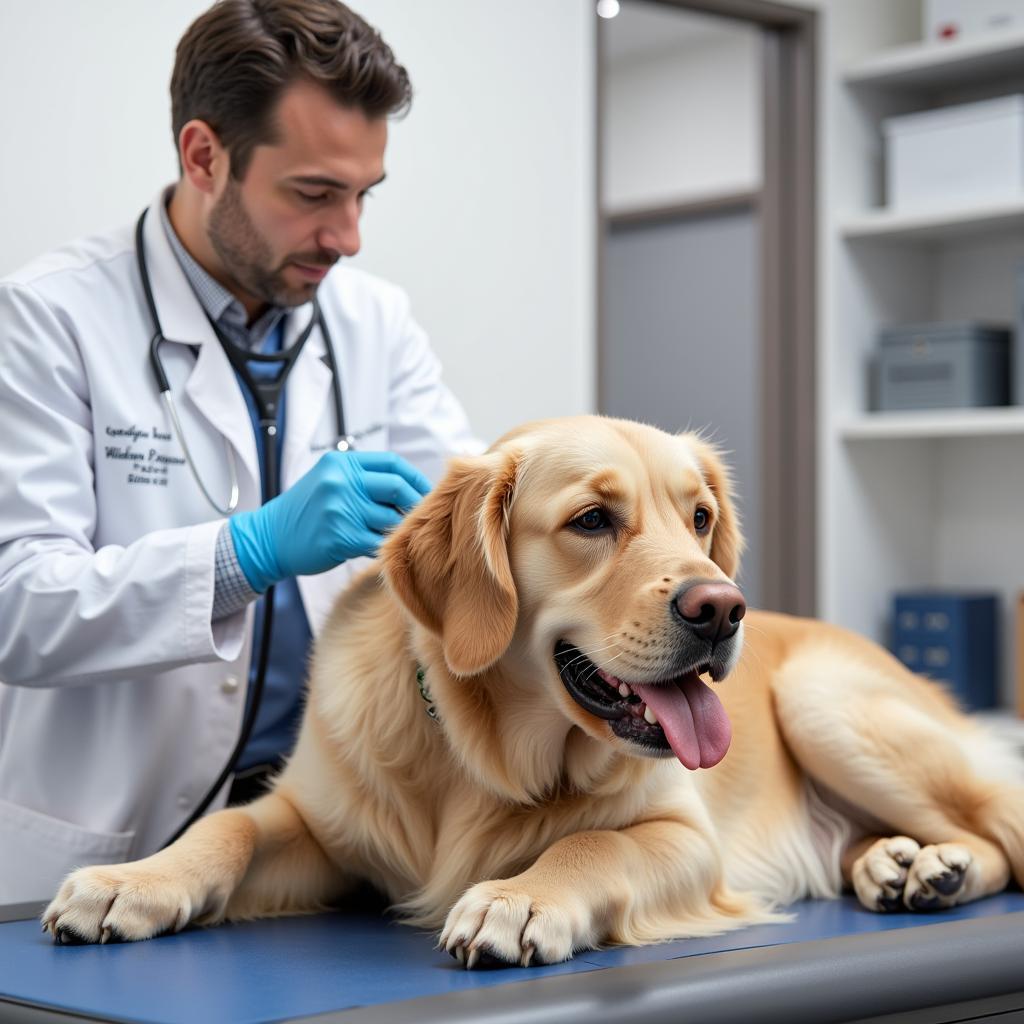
[772,648,1024,913]
[42,789,344,944]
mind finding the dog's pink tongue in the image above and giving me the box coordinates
[632,675,731,770]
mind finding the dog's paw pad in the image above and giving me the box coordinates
[931,867,967,896]
[53,925,91,946]
[907,888,942,911]
[468,943,520,970]
[876,893,903,913]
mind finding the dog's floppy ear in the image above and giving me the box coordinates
[688,437,744,581]
[380,449,519,677]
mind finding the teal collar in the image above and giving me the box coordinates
[417,666,440,722]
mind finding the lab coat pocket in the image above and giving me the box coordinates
[0,797,135,903]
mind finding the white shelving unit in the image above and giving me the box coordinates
[819,1,1024,709]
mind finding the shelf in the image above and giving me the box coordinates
[844,28,1024,91]
[840,407,1024,440]
[840,197,1024,242]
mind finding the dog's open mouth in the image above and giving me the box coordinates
[554,641,732,770]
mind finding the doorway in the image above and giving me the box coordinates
[597,0,817,615]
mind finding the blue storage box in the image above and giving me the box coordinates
[891,592,1000,710]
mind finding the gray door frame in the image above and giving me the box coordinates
[596,0,818,617]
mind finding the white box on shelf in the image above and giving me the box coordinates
[925,0,1024,41]
[884,94,1024,212]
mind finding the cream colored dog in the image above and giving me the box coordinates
[44,416,1024,967]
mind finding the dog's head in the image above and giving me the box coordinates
[380,416,745,785]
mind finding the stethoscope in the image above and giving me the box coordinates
[136,207,373,513]
[134,207,357,846]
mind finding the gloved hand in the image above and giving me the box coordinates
[228,450,432,593]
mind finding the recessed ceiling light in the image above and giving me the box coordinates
[597,0,621,19]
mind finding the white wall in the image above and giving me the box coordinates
[0,0,596,446]
[602,4,761,212]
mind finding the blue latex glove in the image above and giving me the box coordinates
[229,450,432,593]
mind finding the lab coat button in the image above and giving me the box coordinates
[221,675,240,694]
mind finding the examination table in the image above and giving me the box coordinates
[2,890,1023,1023]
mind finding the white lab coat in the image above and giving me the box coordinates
[0,191,480,902]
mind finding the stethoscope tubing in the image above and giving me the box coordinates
[132,206,345,847]
[160,389,241,515]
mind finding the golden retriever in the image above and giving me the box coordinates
[43,416,1024,967]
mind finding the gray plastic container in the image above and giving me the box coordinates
[874,321,1011,411]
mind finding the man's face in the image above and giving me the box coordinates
[207,79,387,310]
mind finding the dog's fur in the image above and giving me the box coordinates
[44,416,1024,966]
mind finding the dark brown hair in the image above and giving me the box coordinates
[170,0,412,179]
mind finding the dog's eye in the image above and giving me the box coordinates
[572,508,611,532]
[695,507,712,535]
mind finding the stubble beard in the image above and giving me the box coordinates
[208,177,319,309]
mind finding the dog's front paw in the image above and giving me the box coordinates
[440,879,591,969]
[42,863,197,945]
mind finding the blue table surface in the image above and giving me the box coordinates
[3,890,1024,1024]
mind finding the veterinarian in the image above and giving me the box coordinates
[0,0,480,902]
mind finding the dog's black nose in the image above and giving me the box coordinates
[675,581,746,644]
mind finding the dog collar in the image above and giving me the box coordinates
[417,666,440,722]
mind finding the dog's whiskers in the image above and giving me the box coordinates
[561,639,621,675]
[582,649,626,686]
[720,622,761,679]
[732,620,766,674]
[563,634,618,661]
